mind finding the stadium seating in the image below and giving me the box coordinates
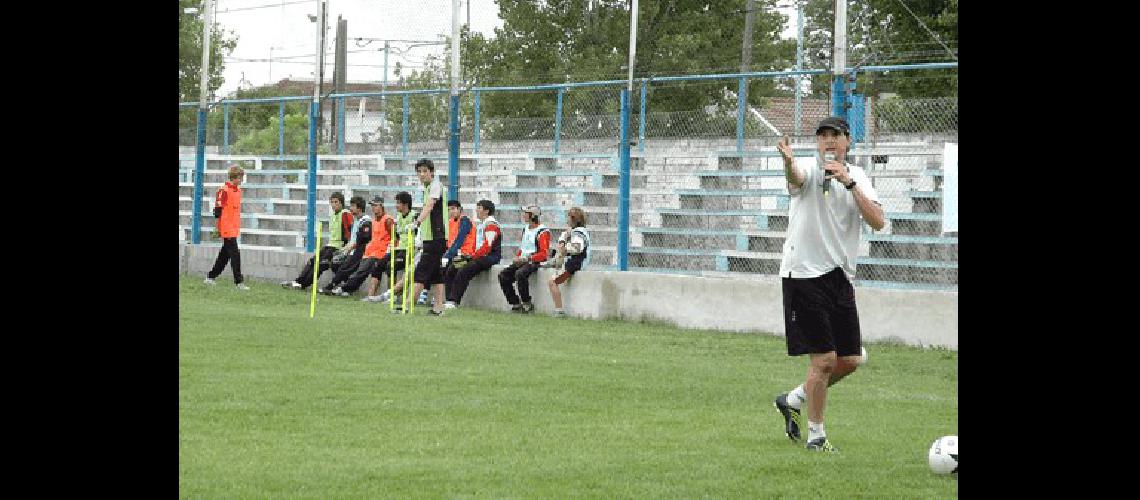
[178,144,957,290]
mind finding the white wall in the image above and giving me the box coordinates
[180,244,957,350]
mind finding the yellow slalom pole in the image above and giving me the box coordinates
[409,223,418,315]
[403,225,413,314]
[388,237,396,312]
[309,221,323,318]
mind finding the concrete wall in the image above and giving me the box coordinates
[180,243,957,350]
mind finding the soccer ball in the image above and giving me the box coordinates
[928,435,958,475]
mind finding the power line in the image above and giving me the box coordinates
[891,0,957,61]
[214,0,311,15]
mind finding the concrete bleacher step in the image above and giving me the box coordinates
[532,154,625,172]
[600,173,649,189]
[582,189,679,209]
[887,212,944,236]
[491,205,656,229]
[697,170,786,190]
[637,227,785,253]
[626,247,784,274]
[515,171,605,189]
[720,250,784,274]
[658,208,788,231]
[867,234,958,261]
[498,224,619,247]
[716,152,802,171]
[908,190,942,214]
[497,187,583,206]
[677,189,788,210]
[857,258,958,286]
[628,247,719,272]
[497,243,617,266]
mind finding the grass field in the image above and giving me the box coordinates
[179,275,958,497]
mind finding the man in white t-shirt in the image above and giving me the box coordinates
[771,116,885,453]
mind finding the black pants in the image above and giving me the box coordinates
[326,249,364,289]
[443,262,459,299]
[294,246,338,288]
[498,260,540,305]
[447,255,497,305]
[341,255,392,294]
[207,237,243,284]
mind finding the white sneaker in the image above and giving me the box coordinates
[333,286,349,297]
[203,278,217,285]
[281,281,302,290]
[444,301,457,309]
[361,294,383,302]
[236,283,251,291]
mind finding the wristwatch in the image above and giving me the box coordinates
[844,180,857,190]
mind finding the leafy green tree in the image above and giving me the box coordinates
[799,0,957,98]
[179,0,238,128]
[458,1,796,133]
[231,113,330,159]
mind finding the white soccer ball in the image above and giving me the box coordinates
[928,435,958,475]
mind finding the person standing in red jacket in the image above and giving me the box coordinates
[204,165,249,290]
[498,205,550,313]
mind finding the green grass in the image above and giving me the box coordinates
[179,276,958,498]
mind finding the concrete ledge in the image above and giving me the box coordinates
[179,243,957,349]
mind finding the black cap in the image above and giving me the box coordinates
[816,116,850,136]
[368,196,384,205]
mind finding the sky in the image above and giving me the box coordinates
[207,0,803,98]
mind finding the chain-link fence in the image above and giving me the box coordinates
[180,65,956,290]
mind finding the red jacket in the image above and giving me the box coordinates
[214,181,242,238]
[471,220,501,259]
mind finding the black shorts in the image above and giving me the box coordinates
[414,239,446,285]
[782,267,862,357]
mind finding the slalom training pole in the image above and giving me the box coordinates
[310,221,323,318]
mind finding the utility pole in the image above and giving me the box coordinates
[832,0,847,121]
[618,0,638,272]
[741,0,754,73]
[448,0,461,201]
[333,15,347,150]
[382,40,389,132]
[795,0,804,135]
[191,0,214,245]
[306,0,326,253]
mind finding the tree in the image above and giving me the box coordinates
[179,0,238,127]
[456,0,796,134]
[231,113,331,160]
[799,0,958,98]
[204,86,310,145]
